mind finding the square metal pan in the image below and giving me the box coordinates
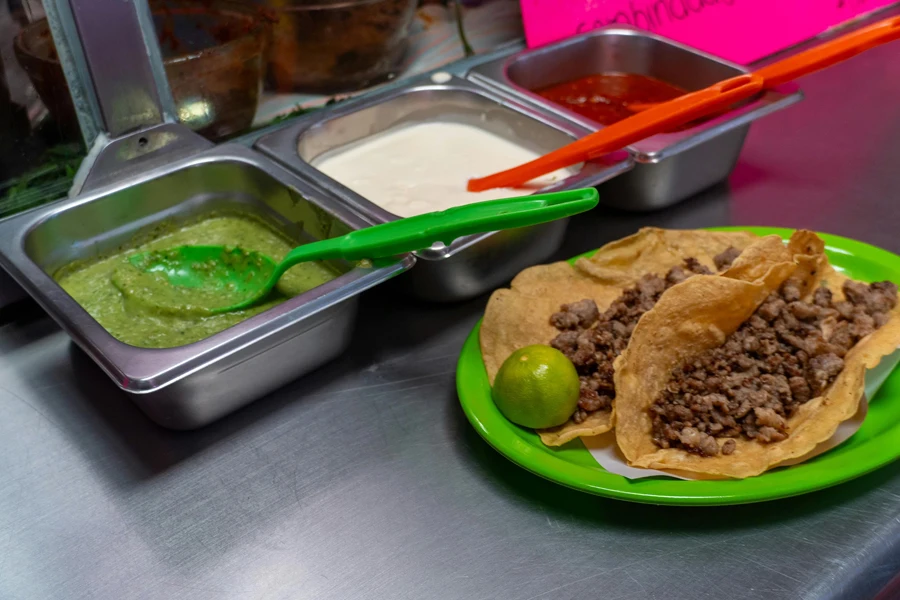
[0,144,413,429]
[254,73,632,302]
[467,26,804,210]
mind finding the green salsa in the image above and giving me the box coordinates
[56,214,340,349]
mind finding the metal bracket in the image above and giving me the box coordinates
[42,0,212,195]
[73,123,213,195]
[62,0,176,138]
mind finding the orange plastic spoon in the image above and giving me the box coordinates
[629,15,900,112]
[467,74,763,192]
[755,15,900,86]
[467,15,900,193]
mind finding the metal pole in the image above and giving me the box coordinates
[41,0,177,144]
[40,0,102,145]
[65,0,175,137]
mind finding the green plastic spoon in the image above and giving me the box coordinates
[112,188,599,315]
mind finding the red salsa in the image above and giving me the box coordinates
[536,73,688,126]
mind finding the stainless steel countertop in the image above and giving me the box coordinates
[3,42,900,600]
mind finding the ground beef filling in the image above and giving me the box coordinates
[548,247,741,424]
[651,278,898,457]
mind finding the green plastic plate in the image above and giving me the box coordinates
[456,227,900,505]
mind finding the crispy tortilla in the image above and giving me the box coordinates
[614,231,900,478]
[480,227,762,446]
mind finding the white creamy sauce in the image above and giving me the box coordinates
[312,121,574,218]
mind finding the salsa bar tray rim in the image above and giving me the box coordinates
[466,25,804,163]
[253,72,634,262]
[0,143,414,394]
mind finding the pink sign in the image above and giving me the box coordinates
[520,0,897,64]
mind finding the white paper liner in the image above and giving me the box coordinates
[581,348,900,480]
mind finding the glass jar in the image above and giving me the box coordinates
[153,0,271,140]
[266,0,418,94]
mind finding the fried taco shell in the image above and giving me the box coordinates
[480,227,762,446]
[614,231,900,478]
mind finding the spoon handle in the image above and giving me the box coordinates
[275,188,598,275]
[754,16,900,87]
[465,74,764,193]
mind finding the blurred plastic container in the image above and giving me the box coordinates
[266,0,417,94]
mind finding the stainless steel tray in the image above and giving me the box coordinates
[255,73,631,301]
[0,144,413,429]
[468,26,804,210]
